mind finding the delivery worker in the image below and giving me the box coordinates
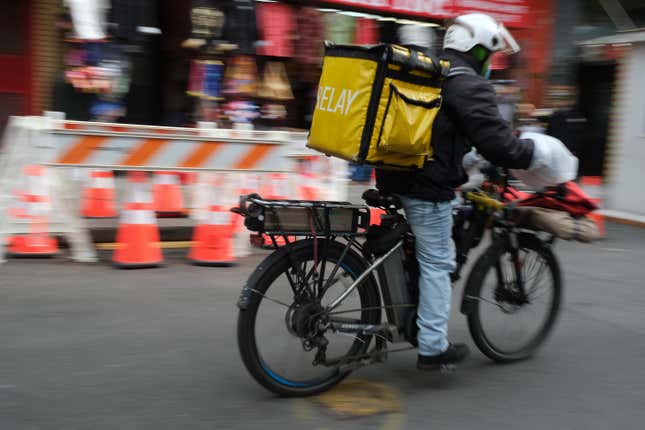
[377,13,576,370]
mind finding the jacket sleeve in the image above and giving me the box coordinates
[446,76,534,169]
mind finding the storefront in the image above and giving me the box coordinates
[3,0,554,135]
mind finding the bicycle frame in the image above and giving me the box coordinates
[235,186,535,345]
[326,240,403,312]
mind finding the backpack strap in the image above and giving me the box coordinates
[447,66,478,78]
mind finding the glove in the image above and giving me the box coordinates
[510,132,578,189]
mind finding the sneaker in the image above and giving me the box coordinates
[417,343,470,371]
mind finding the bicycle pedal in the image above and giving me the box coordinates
[439,364,457,374]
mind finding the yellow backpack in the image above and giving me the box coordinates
[307,43,450,170]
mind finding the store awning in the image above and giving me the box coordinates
[578,28,645,46]
[309,0,533,28]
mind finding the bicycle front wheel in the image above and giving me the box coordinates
[237,239,381,397]
[465,233,562,362]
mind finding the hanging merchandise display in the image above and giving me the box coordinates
[258,61,294,123]
[257,62,293,101]
[62,0,133,124]
[354,17,379,45]
[88,44,131,122]
[223,100,260,125]
[221,55,259,127]
[187,60,224,100]
[224,0,258,55]
[324,13,356,45]
[256,2,295,58]
[294,7,325,65]
[64,0,109,41]
[110,0,161,44]
[187,60,206,98]
[260,104,288,121]
[222,55,258,97]
[183,0,228,49]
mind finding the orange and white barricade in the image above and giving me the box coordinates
[0,115,305,264]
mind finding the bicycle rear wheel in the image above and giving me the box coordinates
[237,239,381,397]
[465,233,562,362]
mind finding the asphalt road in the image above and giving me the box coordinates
[1,222,644,430]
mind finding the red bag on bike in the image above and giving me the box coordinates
[516,182,598,217]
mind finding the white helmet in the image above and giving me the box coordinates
[443,13,520,54]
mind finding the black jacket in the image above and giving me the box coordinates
[376,50,534,202]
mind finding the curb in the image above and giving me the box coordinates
[598,210,645,229]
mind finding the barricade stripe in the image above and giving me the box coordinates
[235,144,274,169]
[180,142,223,168]
[57,136,109,164]
[120,139,169,166]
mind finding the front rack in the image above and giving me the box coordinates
[233,195,371,236]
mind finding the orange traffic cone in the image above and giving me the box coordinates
[153,171,187,218]
[112,172,163,268]
[188,204,236,266]
[7,165,57,257]
[80,170,117,218]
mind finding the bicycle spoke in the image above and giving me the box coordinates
[524,258,547,286]
[251,288,292,308]
[466,294,506,311]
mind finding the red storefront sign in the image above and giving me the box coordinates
[317,0,532,28]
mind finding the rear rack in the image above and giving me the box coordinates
[234,195,371,236]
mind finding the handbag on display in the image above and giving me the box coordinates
[222,56,258,97]
[188,60,223,99]
[257,62,293,101]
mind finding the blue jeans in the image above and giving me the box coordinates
[398,196,456,356]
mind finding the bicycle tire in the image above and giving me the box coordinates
[237,239,381,397]
[466,233,562,362]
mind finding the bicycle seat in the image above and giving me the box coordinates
[362,189,403,210]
